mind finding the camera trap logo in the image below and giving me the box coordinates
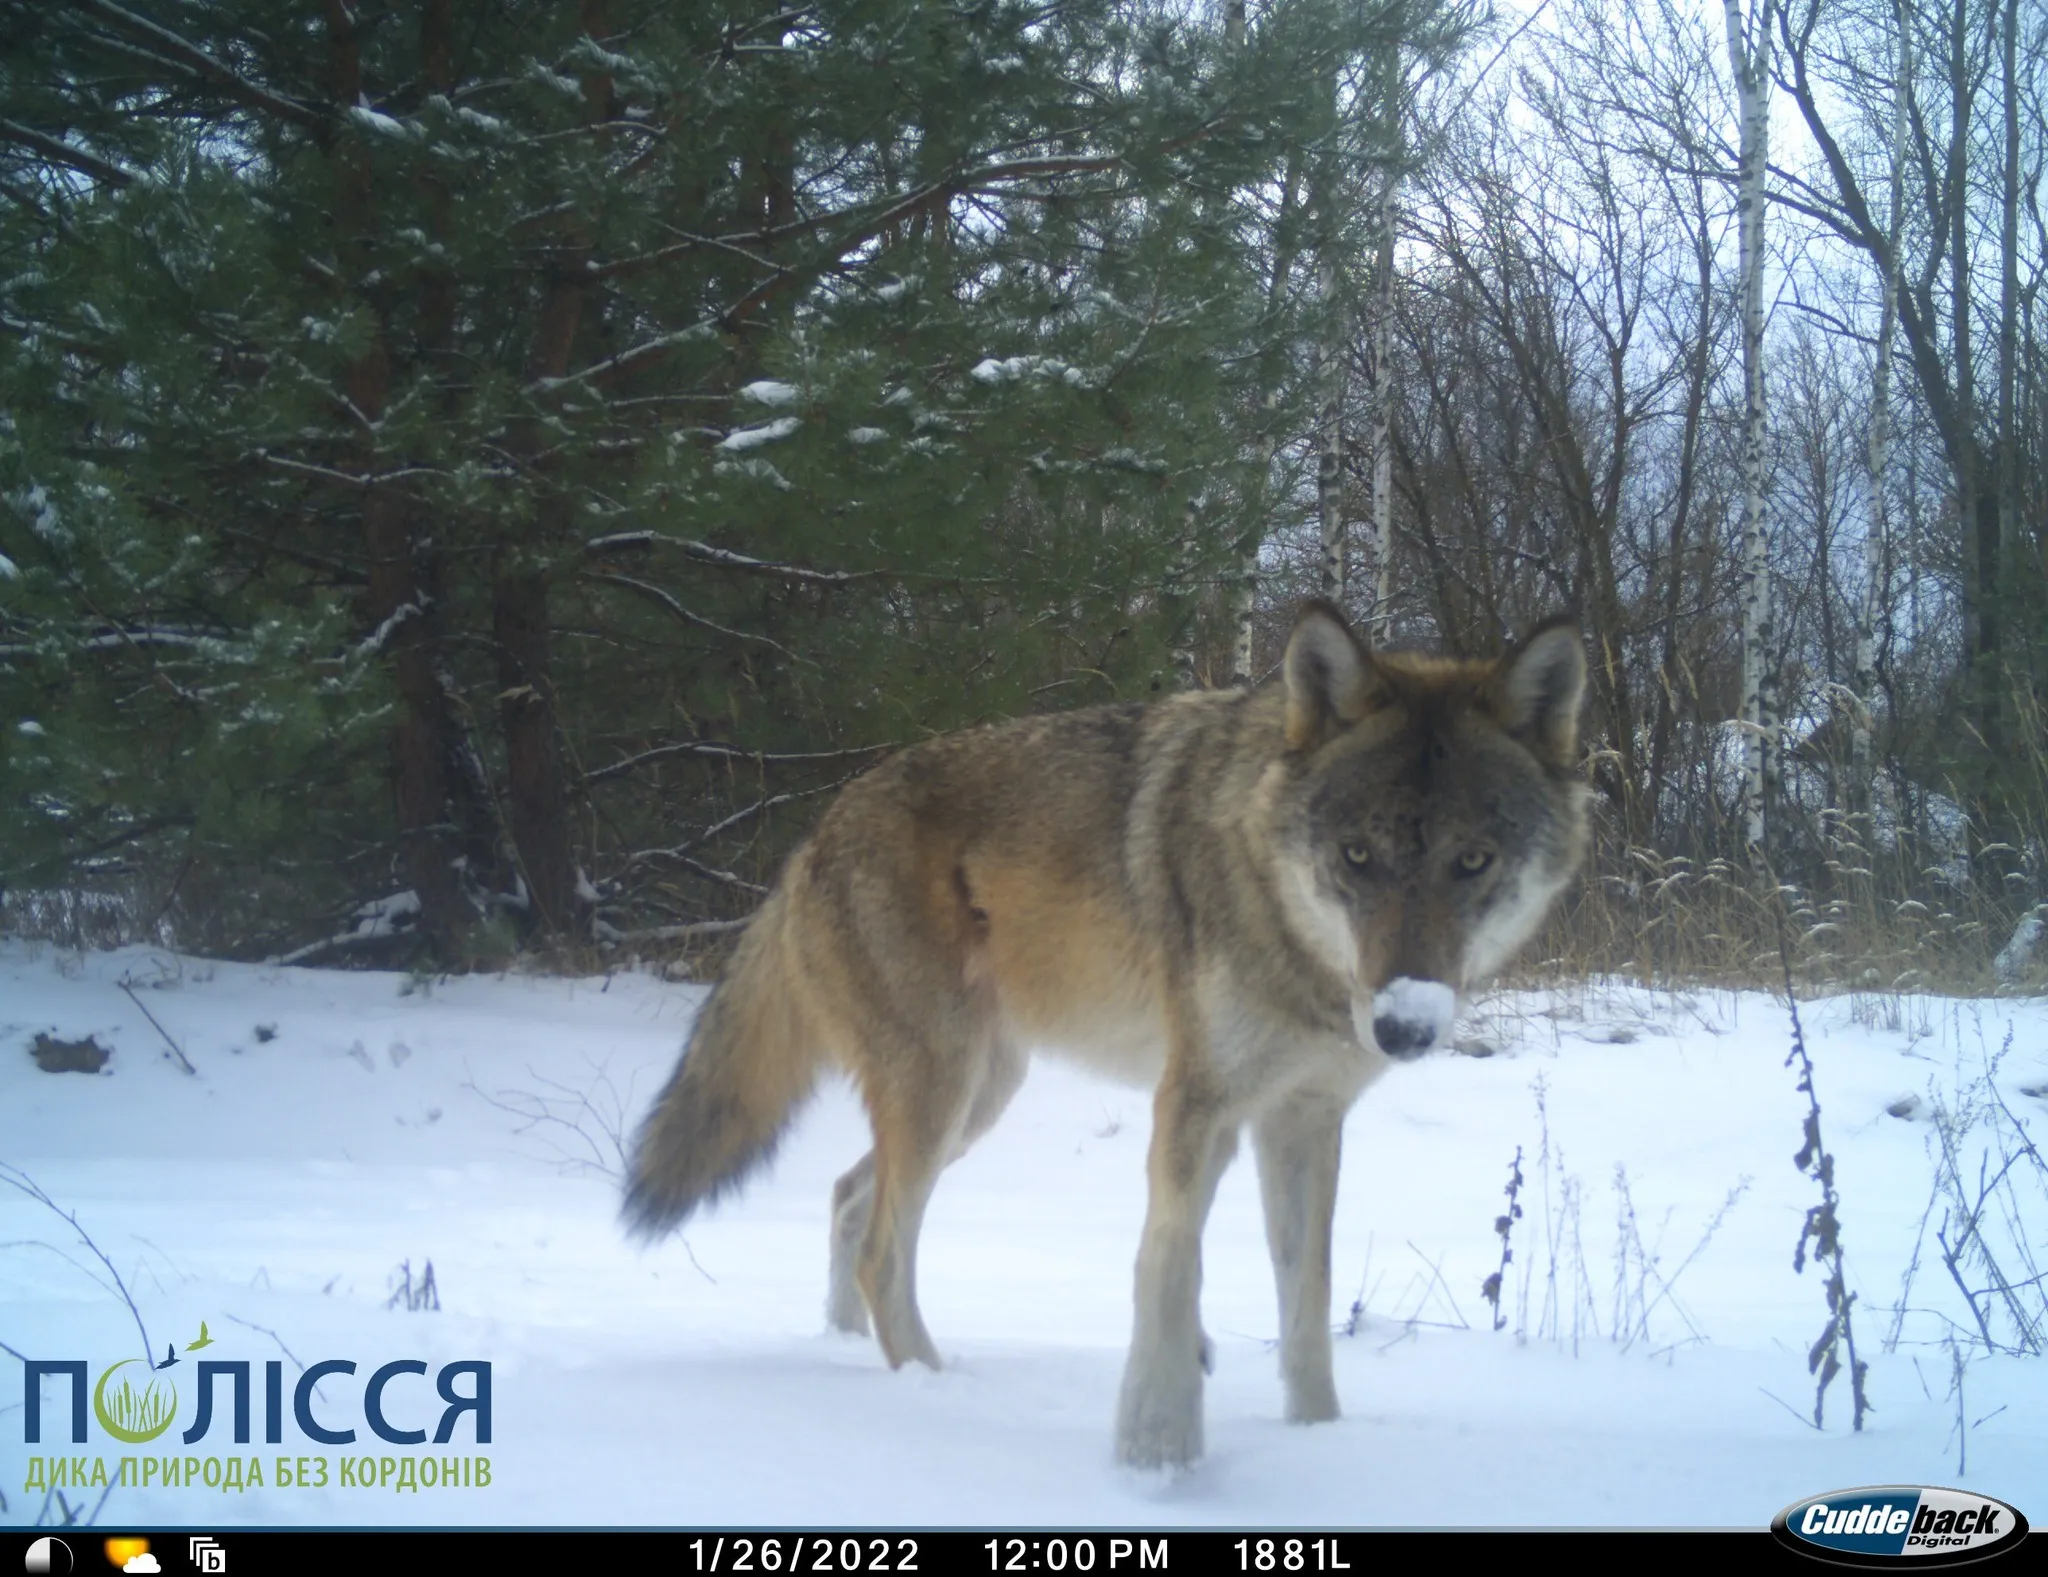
[1771,1486,2029,1566]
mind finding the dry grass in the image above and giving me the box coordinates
[1514,805,2046,1000]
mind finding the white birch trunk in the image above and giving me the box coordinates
[1724,0,1775,855]
[1316,244,1348,604]
[1230,536,1258,683]
[1854,3,1910,816]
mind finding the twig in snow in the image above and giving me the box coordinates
[116,980,196,1075]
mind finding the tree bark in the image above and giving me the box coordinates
[493,0,613,939]
[1315,240,1349,604]
[1647,169,1718,842]
[1725,0,1777,856]
[1364,43,1401,644]
[1230,142,1303,685]
[1853,0,1910,821]
[329,0,468,957]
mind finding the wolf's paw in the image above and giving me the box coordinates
[1115,1374,1204,1470]
[1283,1379,1340,1424]
[825,1289,872,1339]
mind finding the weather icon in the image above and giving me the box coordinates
[120,1560,157,1576]
[25,1537,74,1575]
[99,1542,149,1574]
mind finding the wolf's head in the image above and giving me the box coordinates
[1265,600,1590,1060]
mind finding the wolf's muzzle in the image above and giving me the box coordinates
[1367,976,1457,1060]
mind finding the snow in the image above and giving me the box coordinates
[347,106,411,140]
[3,947,2046,1530]
[1370,977,1457,1051]
[15,720,43,736]
[738,381,800,407]
[10,485,61,543]
[969,355,1092,388]
[0,552,17,580]
[846,427,888,445]
[1995,909,2046,983]
[715,417,802,452]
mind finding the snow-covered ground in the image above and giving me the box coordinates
[3,943,2045,1529]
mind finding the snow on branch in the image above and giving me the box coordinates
[354,598,427,661]
[715,416,802,451]
[71,0,325,131]
[586,737,896,785]
[582,530,878,586]
[580,570,808,663]
[0,627,227,658]
[527,322,718,393]
[593,917,749,945]
[0,117,137,187]
[622,851,770,892]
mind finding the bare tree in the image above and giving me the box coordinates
[1725,0,1778,854]
[1361,43,1403,640]
[1853,0,1912,816]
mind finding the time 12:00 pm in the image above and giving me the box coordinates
[982,1538,1352,1570]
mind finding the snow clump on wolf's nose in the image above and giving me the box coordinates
[1371,977,1457,1059]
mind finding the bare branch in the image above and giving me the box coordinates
[586,736,896,785]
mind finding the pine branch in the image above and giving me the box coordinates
[583,530,879,587]
[0,118,137,187]
[70,0,326,131]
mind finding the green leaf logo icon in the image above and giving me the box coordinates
[93,1359,178,1443]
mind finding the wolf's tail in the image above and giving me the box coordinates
[621,882,826,1239]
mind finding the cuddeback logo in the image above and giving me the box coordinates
[19,1329,492,1501]
[1772,1486,2029,1567]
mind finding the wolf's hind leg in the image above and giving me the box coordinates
[827,1152,876,1336]
[852,1015,1007,1371]
[855,1096,949,1371]
[1251,1088,1350,1424]
[953,1037,1027,1156]
[828,1029,1022,1351]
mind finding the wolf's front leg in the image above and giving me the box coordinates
[1251,1089,1351,1424]
[1116,1074,1236,1468]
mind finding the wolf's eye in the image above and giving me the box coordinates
[1456,849,1494,876]
[1342,842,1372,871]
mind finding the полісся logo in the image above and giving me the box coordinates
[91,1361,179,1444]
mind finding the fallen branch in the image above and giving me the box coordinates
[116,980,196,1075]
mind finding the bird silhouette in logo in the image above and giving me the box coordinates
[154,1343,178,1370]
[185,1320,214,1352]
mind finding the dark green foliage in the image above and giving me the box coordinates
[0,1,1467,959]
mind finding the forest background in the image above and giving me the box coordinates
[2,0,2043,997]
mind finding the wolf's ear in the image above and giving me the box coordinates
[1284,600,1382,750]
[1492,616,1586,767]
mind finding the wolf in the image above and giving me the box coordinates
[623,600,1589,1468]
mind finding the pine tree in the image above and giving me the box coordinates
[1,0,1478,959]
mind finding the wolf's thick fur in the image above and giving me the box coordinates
[624,601,1590,1467]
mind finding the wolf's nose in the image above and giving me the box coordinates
[1370,976,1457,1060]
[1372,1015,1437,1058]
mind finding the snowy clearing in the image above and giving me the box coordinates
[2,945,2045,1529]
